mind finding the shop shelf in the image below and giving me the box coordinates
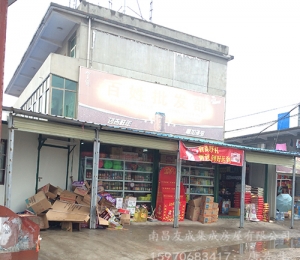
[190,184,214,187]
[124,191,152,193]
[160,162,215,201]
[124,180,152,183]
[190,193,214,196]
[84,156,153,198]
[186,175,214,178]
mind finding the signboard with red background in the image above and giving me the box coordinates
[78,67,226,141]
[179,141,244,166]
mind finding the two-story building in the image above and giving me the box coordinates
[2,1,298,225]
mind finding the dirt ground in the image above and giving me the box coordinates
[37,218,300,260]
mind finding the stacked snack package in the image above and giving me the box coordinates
[263,203,269,222]
[234,184,251,208]
[251,187,264,221]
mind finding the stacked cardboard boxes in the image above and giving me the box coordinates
[155,166,186,222]
[186,196,219,224]
[185,197,202,221]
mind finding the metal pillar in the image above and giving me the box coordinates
[173,143,181,228]
[239,155,246,228]
[0,0,8,141]
[4,113,14,208]
[291,156,296,229]
[90,128,100,229]
[264,164,268,203]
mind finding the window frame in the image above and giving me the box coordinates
[69,34,76,58]
[0,139,7,185]
[50,74,77,118]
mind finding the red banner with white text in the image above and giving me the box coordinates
[179,141,244,166]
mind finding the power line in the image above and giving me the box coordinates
[225,110,300,133]
[225,102,299,121]
[252,103,300,141]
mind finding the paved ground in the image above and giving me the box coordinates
[37,218,300,260]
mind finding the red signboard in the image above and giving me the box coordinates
[179,141,244,166]
[78,67,226,140]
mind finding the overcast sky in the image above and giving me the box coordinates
[4,0,300,122]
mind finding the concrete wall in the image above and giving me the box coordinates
[15,2,231,108]
[0,126,80,213]
[78,2,229,56]
[249,163,265,189]
[14,54,85,109]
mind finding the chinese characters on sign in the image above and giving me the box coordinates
[179,141,244,166]
[107,118,132,127]
[78,67,226,140]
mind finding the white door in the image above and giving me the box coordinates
[38,146,68,190]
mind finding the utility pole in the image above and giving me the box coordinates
[149,0,153,22]
[0,0,8,141]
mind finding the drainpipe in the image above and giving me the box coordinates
[86,17,91,68]
[4,113,14,208]
[0,0,8,141]
[35,135,45,193]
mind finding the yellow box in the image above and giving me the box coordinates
[228,208,240,216]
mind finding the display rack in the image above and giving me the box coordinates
[277,174,292,195]
[160,163,215,200]
[84,157,153,203]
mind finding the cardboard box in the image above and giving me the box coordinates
[124,196,137,215]
[60,190,77,203]
[76,196,89,206]
[115,198,123,209]
[200,202,213,210]
[155,200,186,222]
[25,191,52,214]
[185,205,200,221]
[74,187,88,197]
[213,202,219,209]
[111,147,123,155]
[46,200,90,222]
[83,194,91,204]
[56,186,64,196]
[188,197,202,207]
[228,208,240,216]
[98,217,109,226]
[38,183,58,200]
[211,209,219,216]
[38,213,49,229]
[211,215,218,222]
[199,216,212,224]
[199,209,213,216]
[98,197,114,209]
[201,196,214,203]
[18,213,49,230]
[120,213,131,225]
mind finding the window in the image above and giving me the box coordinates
[50,75,77,118]
[21,75,50,114]
[69,34,76,58]
[0,140,7,185]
